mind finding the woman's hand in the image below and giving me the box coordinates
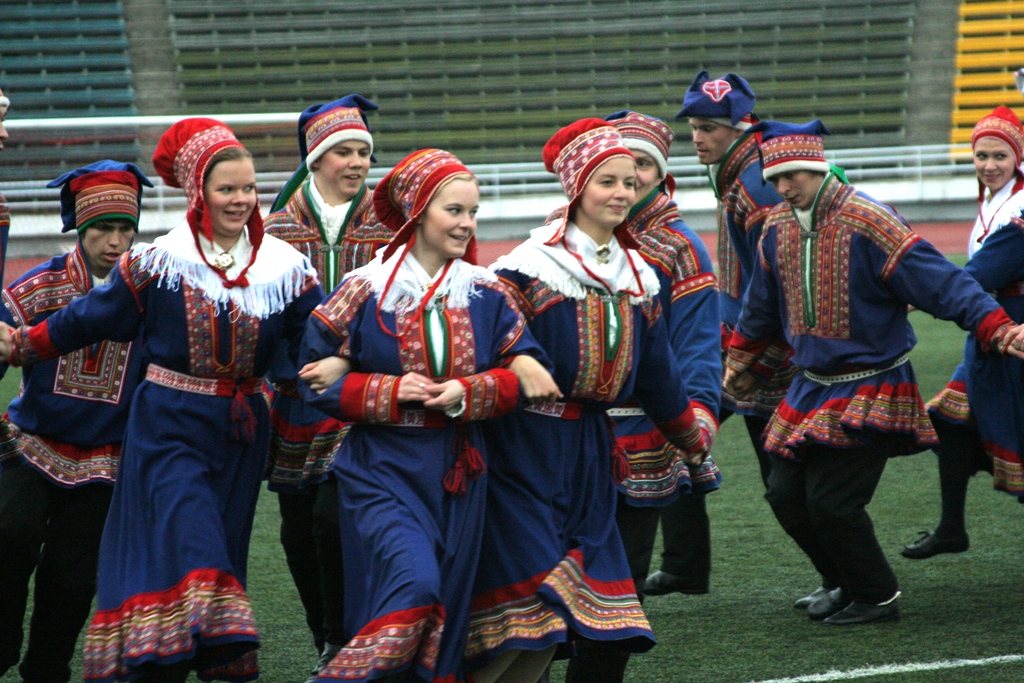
[1000,323,1024,360]
[423,379,467,416]
[723,366,758,402]
[0,322,14,364]
[397,372,443,403]
[507,355,563,404]
[298,356,352,395]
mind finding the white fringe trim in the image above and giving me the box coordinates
[134,244,316,319]
[492,244,659,304]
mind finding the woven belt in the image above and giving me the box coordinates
[524,401,585,420]
[146,364,261,397]
[606,407,646,417]
[803,354,910,386]
[393,409,448,428]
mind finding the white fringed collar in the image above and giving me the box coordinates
[491,221,659,303]
[346,243,497,314]
[134,223,317,319]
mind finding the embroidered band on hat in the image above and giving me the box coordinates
[677,70,757,130]
[300,94,378,170]
[971,105,1024,167]
[46,160,153,234]
[374,148,477,264]
[750,119,832,181]
[605,110,673,178]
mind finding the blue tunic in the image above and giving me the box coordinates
[712,132,795,418]
[263,179,391,491]
[728,174,1011,459]
[0,243,141,485]
[616,188,722,506]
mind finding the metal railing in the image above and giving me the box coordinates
[2,114,976,214]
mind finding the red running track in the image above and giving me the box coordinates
[2,222,973,288]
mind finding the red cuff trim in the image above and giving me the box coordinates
[338,372,401,423]
[976,308,1014,352]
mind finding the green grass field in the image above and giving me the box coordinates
[3,297,1023,682]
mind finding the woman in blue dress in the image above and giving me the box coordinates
[465,119,710,683]
[297,148,557,683]
[0,118,324,682]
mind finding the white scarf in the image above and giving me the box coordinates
[346,243,496,314]
[133,223,317,319]
[491,221,659,303]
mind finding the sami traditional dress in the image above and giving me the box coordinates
[7,224,322,682]
[0,243,141,481]
[263,178,391,490]
[930,177,1024,497]
[465,222,703,665]
[713,132,796,417]
[727,173,1011,459]
[617,187,721,504]
[299,247,544,683]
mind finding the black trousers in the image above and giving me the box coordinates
[278,473,347,653]
[931,418,993,536]
[764,443,898,604]
[0,462,113,683]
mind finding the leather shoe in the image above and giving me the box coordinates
[642,570,709,596]
[823,598,900,625]
[304,642,342,683]
[806,588,850,621]
[901,530,969,559]
[793,585,830,609]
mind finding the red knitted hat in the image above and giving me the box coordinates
[972,105,1024,168]
[152,118,264,286]
[542,118,635,245]
[374,148,478,265]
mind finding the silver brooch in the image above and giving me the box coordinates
[214,252,235,269]
[596,244,611,265]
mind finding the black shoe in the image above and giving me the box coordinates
[642,570,709,596]
[304,642,342,683]
[793,585,830,609]
[823,598,900,625]
[901,530,969,559]
[806,588,850,621]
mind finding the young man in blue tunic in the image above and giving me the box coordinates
[0,161,150,682]
[645,70,795,600]
[723,120,1017,625]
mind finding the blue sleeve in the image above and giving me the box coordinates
[33,267,145,354]
[885,236,1001,332]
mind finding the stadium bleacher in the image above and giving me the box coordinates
[953,0,1024,144]
[0,0,139,181]
[164,0,917,169]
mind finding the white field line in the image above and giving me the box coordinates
[744,654,1024,683]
